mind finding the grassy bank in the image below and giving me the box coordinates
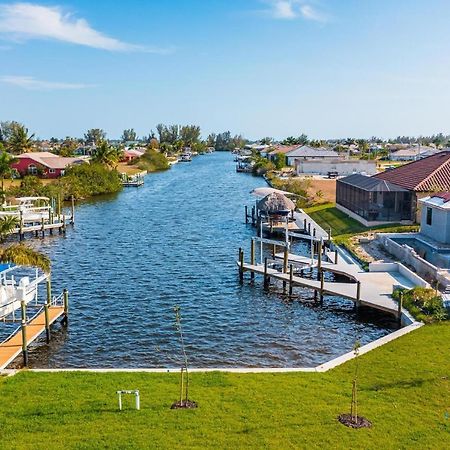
[1,323,449,449]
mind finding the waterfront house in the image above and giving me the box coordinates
[336,151,450,225]
[266,145,298,164]
[12,152,85,179]
[285,146,339,166]
[336,174,414,226]
[418,193,450,245]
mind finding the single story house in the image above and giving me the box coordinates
[266,145,298,163]
[12,152,85,179]
[390,145,439,161]
[121,149,145,162]
[418,193,450,245]
[336,151,450,225]
[336,174,414,226]
[285,146,339,166]
[295,159,376,176]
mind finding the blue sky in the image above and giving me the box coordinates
[1,0,449,140]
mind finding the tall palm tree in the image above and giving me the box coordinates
[0,150,17,195]
[91,141,118,168]
[0,244,50,273]
[7,124,35,154]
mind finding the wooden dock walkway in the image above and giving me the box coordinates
[0,292,68,370]
[239,247,416,316]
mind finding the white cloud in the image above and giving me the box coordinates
[0,75,94,90]
[262,1,327,22]
[0,2,170,53]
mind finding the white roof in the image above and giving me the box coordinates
[419,195,450,210]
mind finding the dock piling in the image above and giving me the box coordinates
[250,239,255,281]
[320,270,324,304]
[289,264,293,296]
[245,206,248,224]
[317,240,322,280]
[264,257,269,289]
[238,248,244,282]
[70,196,75,225]
[62,289,69,325]
[20,301,28,366]
[397,292,403,325]
[355,280,361,311]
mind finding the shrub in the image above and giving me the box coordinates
[393,287,448,323]
[136,149,170,172]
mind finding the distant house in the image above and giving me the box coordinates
[122,149,145,162]
[295,159,376,176]
[12,152,85,179]
[336,151,450,225]
[419,193,450,245]
[390,145,438,161]
[285,146,339,166]
[266,145,298,163]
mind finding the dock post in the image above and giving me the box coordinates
[57,193,61,217]
[320,270,324,304]
[272,244,276,258]
[250,239,255,281]
[238,248,244,282]
[62,214,66,234]
[44,278,51,342]
[245,205,248,224]
[317,240,322,280]
[355,280,361,311]
[19,211,23,241]
[334,248,339,265]
[397,292,403,325]
[251,206,255,225]
[308,222,311,235]
[264,257,269,290]
[41,217,45,238]
[70,196,75,225]
[313,228,316,238]
[20,301,28,366]
[282,246,288,293]
[303,218,307,231]
[289,264,293,296]
[63,289,69,324]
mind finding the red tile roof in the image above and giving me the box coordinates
[374,151,450,191]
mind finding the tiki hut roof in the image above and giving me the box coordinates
[251,187,294,198]
[257,192,295,213]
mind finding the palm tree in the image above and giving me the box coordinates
[6,124,35,154]
[91,141,118,168]
[0,150,17,196]
[0,244,50,273]
[0,216,19,242]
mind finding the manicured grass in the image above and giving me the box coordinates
[304,204,418,238]
[304,203,369,236]
[1,323,449,449]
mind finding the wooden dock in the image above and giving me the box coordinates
[0,291,68,370]
[238,245,416,317]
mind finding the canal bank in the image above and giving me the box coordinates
[1,152,396,368]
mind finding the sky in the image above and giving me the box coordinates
[1,0,450,140]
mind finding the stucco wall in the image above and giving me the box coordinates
[420,204,450,244]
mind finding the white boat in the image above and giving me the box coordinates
[0,266,46,319]
[179,153,192,162]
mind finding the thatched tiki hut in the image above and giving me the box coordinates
[257,192,295,215]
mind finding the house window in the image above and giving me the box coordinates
[28,164,38,175]
[49,169,56,174]
[426,207,433,225]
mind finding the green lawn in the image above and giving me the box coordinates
[1,323,449,449]
[304,204,418,238]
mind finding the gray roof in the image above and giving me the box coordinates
[338,174,408,192]
[286,145,339,158]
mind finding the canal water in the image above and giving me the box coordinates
[24,152,394,368]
